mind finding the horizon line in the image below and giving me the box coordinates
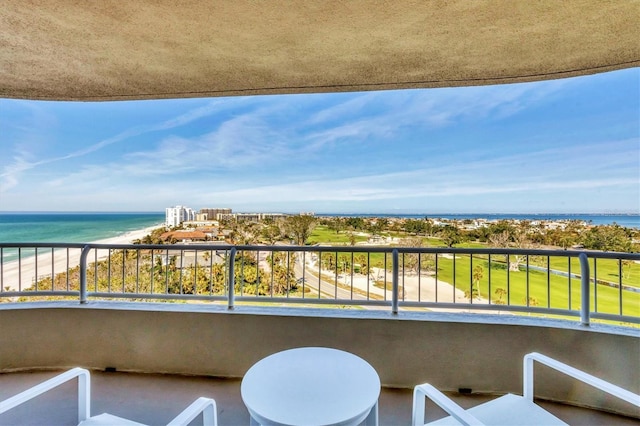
[1,210,638,216]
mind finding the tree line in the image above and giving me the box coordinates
[139,214,637,253]
[321,216,638,252]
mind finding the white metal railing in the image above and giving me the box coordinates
[1,243,639,326]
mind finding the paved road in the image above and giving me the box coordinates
[293,257,368,301]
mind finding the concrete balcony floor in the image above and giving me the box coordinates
[0,370,637,425]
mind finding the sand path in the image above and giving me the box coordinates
[304,261,470,306]
[345,269,468,304]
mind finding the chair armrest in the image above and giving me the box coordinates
[524,352,640,406]
[413,383,484,426]
[166,397,217,426]
[0,367,91,422]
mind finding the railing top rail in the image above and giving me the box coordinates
[0,242,88,249]
[1,242,638,260]
[227,245,639,259]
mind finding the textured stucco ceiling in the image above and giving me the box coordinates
[1,0,638,101]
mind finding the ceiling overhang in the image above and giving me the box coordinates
[1,0,638,101]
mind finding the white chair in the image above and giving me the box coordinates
[412,352,640,426]
[0,368,217,426]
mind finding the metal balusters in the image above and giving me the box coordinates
[452,252,456,303]
[18,248,22,292]
[487,254,492,304]
[568,257,572,310]
[434,253,438,302]
[469,254,473,305]
[392,249,399,314]
[34,247,38,291]
[618,258,623,315]
[579,253,590,326]
[51,248,55,292]
[228,247,236,309]
[0,243,637,326]
[593,258,598,314]
[526,255,530,307]
[506,255,510,305]
[79,245,89,304]
[546,255,550,309]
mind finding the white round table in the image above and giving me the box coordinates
[241,347,381,426]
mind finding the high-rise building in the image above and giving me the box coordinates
[165,206,196,227]
[199,208,232,220]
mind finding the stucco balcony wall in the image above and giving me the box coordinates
[1,302,638,418]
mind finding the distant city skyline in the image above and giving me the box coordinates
[1,68,638,214]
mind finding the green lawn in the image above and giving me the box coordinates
[542,256,639,288]
[303,231,639,319]
[472,254,639,289]
[305,249,639,319]
[307,226,369,245]
[430,256,640,317]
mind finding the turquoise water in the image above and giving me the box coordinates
[0,212,164,244]
[0,212,164,263]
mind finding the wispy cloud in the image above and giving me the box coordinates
[0,98,250,191]
[192,174,638,205]
[1,68,637,213]
[299,79,570,150]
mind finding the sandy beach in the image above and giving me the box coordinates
[0,226,160,292]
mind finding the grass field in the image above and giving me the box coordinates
[304,225,639,320]
[376,252,638,318]
[307,226,369,245]
[542,256,639,288]
[429,256,639,317]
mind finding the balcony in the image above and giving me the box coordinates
[1,243,639,424]
[1,366,639,425]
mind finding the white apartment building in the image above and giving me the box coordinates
[165,205,196,227]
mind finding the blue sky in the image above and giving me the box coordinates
[1,68,638,214]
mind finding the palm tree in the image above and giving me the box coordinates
[472,265,484,297]
[494,287,507,305]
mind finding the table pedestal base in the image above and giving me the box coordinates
[249,400,378,426]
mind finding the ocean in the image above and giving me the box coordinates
[0,212,165,244]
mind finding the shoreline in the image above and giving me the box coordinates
[0,225,161,292]
[88,225,160,245]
